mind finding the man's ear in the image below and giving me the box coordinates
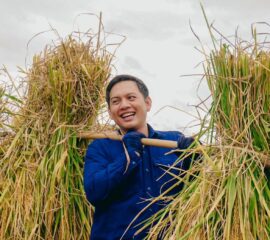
[145,96,152,112]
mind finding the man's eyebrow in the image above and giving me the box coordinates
[125,92,138,96]
[110,92,137,99]
[110,96,120,100]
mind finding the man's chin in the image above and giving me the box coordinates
[119,123,137,132]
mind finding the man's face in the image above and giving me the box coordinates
[108,80,152,133]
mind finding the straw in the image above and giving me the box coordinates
[0,27,113,239]
[140,25,270,240]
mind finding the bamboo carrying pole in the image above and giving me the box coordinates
[78,131,270,167]
[77,131,178,148]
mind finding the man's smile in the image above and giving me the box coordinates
[120,112,136,120]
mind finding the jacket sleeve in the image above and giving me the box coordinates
[83,140,141,206]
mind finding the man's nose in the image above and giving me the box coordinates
[119,99,130,109]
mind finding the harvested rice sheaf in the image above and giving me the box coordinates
[0,33,112,239]
[144,34,270,239]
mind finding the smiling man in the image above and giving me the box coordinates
[84,74,198,240]
[107,77,151,136]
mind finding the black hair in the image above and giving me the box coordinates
[105,74,149,105]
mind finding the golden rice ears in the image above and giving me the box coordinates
[143,23,270,240]
[0,23,117,239]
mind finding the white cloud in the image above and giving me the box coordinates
[105,10,187,40]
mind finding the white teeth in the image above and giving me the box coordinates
[121,112,135,118]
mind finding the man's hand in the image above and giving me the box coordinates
[122,131,146,156]
[177,134,195,149]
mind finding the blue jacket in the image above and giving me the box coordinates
[84,125,195,240]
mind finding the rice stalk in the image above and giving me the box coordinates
[0,28,113,239]
[143,28,270,239]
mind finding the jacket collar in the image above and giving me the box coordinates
[117,124,158,138]
[147,124,158,138]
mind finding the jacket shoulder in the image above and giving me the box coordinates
[86,138,120,155]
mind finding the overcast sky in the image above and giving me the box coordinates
[1,0,270,134]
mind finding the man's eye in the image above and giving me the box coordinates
[111,100,119,105]
[129,96,136,100]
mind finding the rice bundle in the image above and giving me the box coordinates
[0,31,112,239]
[143,31,270,239]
